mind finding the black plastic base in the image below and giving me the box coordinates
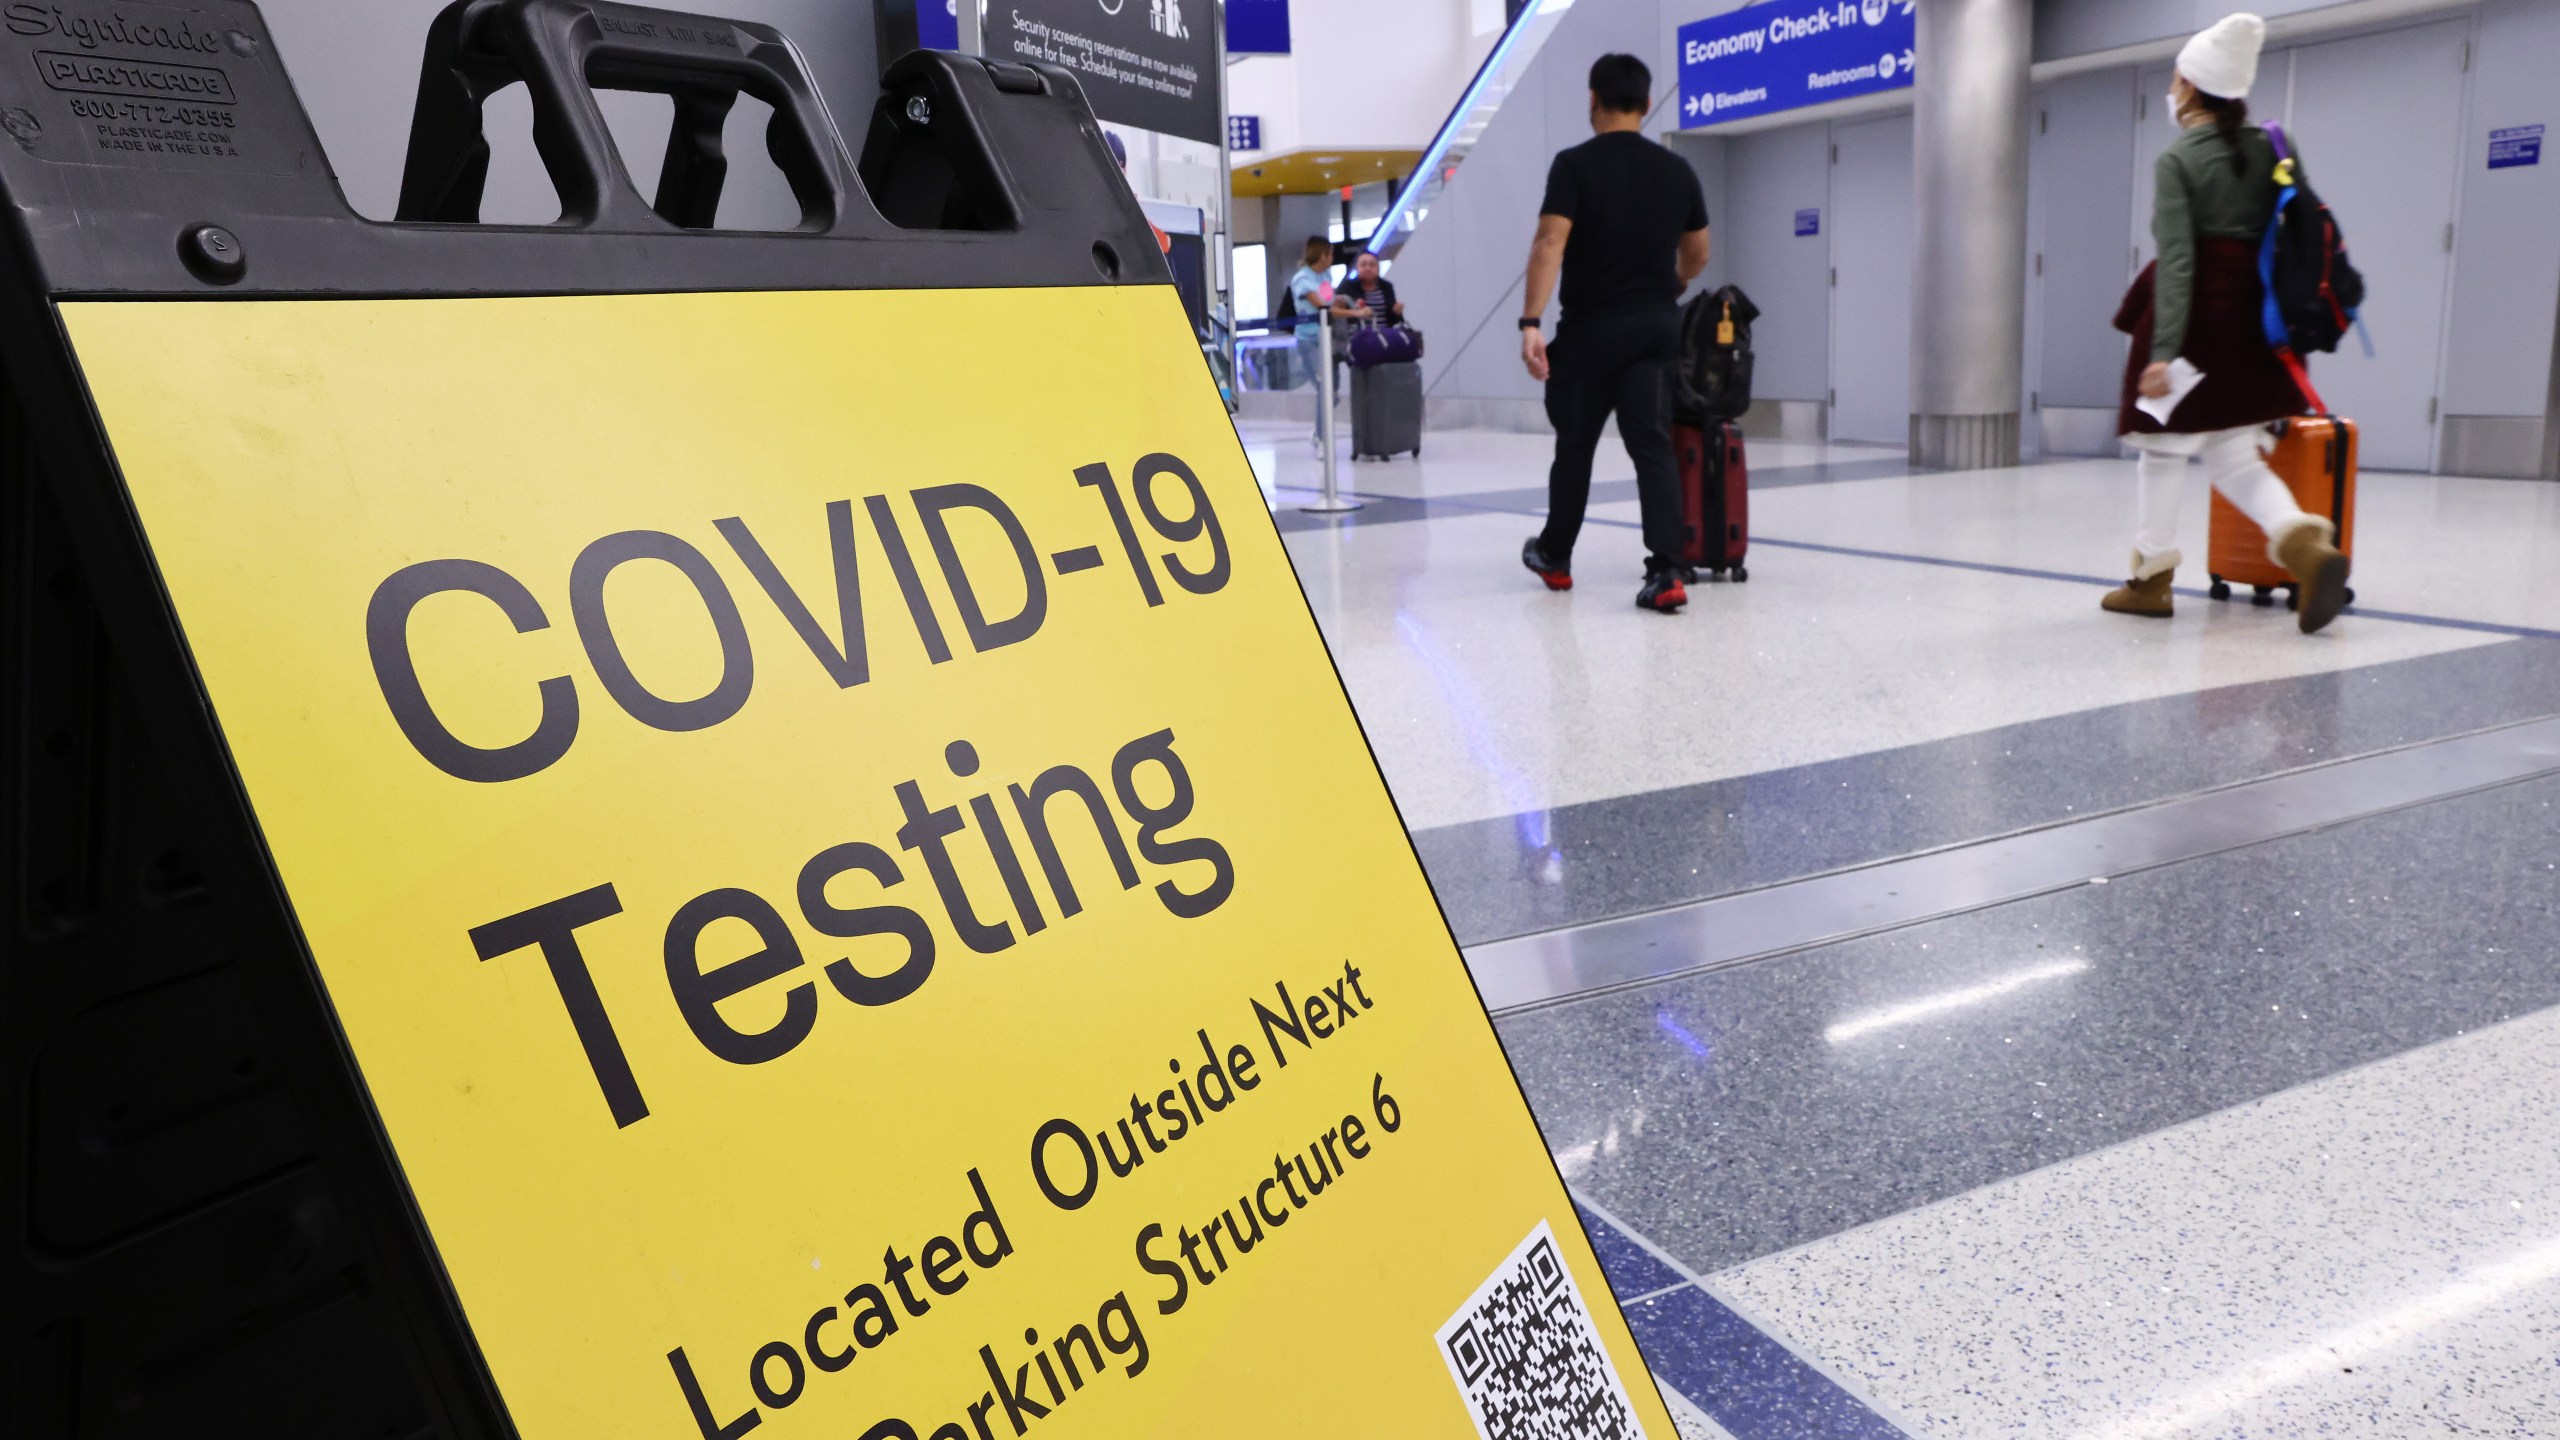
[0,4,1173,1437]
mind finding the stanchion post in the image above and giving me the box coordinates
[1302,316,1361,513]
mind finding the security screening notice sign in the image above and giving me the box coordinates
[1678,0,1916,129]
[63,283,1674,1440]
[994,0,1223,146]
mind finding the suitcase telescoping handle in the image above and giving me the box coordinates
[397,0,858,232]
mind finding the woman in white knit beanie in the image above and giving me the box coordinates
[2100,12,2351,634]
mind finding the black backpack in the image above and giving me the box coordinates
[1676,284,1759,423]
[2258,124,2364,358]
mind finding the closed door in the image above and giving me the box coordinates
[1829,113,1915,444]
[2039,70,2138,411]
[2129,64,2175,277]
[2284,20,2467,471]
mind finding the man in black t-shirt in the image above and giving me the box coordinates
[1517,53,1710,613]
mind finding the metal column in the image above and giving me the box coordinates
[1909,0,2032,469]
[1213,0,1235,409]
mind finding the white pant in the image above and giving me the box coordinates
[2125,425,2316,572]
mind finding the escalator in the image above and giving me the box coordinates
[1367,0,1579,261]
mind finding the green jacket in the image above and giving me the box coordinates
[2150,123,2283,362]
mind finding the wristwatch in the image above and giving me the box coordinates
[1517,316,1541,331]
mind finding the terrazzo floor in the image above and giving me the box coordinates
[1713,1005,2560,1438]
[1241,421,2560,1437]
[1255,429,2532,834]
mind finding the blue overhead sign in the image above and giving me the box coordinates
[1677,0,1917,129]
[1228,0,1291,54]
[918,0,957,52]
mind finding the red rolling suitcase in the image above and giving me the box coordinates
[1673,419,1749,580]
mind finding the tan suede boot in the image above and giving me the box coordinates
[2272,519,2350,634]
[2101,548,2179,618]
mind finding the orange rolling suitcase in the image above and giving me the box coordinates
[2206,415,2358,610]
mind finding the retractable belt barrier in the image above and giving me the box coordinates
[0,3,1675,1437]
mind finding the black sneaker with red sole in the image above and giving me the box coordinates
[1521,537,1572,591]
[1636,570,1687,613]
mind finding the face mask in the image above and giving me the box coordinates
[2165,92,2184,128]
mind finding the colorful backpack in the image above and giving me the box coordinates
[2257,124,2366,373]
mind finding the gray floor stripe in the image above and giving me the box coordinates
[1415,637,2560,947]
[1468,715,2560,1013]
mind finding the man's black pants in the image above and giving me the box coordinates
[1538,306,1686,570]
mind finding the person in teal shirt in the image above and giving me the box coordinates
[1280,235,1341,392]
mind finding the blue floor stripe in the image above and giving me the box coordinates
[1624,1289,1910,1440]
[1574,1205,1910,1439]
[1576,1202,1685,1299]
[1752,535,2560,642]
[1291,490,2560,645]
[1747,534,2133,588]
[2201,599,2560,642]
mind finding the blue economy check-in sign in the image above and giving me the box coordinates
[1678,0,1916,129]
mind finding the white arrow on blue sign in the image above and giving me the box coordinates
[1678,0,1917,130]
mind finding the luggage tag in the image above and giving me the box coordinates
[1716,300,1735,347]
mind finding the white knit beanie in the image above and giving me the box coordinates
[2177,13,2267,100]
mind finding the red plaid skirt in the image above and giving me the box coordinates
[2115,238,2307,436]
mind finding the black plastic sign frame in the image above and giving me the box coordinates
[0,3,1160,1434]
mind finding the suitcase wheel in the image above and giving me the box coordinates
[2208,578,2232,601]
[2343,586,2356,607]
[2251,584,2276,607]
[1731,564,1748,583]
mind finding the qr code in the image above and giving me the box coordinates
[1436,1220,1649,1440]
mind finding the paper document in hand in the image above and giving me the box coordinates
[2136,358,2205,424]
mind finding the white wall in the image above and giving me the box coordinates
[2034,0,2471,62]
[1225,51,1305,158]
[1225,0,1492,159]
[1669,132,1735,297]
